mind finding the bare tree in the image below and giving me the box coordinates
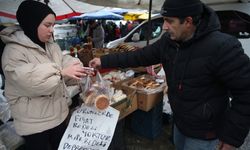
[137,0,141,5]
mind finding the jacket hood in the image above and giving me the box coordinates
[0,25,53,51]
[164,5,221,48]
[194,5,221,39]
[174,4,221,48]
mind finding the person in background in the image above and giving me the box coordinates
[0,1,93,150]
[126,21,133,33]
[119,21,126,37]
[85,20,105,48]
[115,24,121,39]
[89,0,250,149]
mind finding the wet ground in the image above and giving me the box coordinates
[109,112,175,150]
[125,118,175,150]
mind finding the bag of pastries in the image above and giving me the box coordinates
[79,71,110,111]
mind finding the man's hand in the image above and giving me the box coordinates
[61,61,94,80]
[218,141,236,150]
[89,58,101,68]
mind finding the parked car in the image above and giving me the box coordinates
[106,14,164,48]
[53,24,77,40]
[106,2,250,56]
[53,24,79,50]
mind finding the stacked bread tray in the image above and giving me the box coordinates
[121,75,165,112]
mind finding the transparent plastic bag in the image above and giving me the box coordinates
[79,71,111,111]
[0,90,11,123]
[0,121,25,150]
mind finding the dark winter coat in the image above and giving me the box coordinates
[100,5,250,147]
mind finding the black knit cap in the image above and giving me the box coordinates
[16,0,56,48]
[161,0,203,17]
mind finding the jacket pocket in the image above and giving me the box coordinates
[181,102,215,130]
[14,96,55,119]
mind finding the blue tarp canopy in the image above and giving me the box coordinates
[70,10,124,20]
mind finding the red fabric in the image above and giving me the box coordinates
[98,68,116,74]
[115,27,121,38]
[0,11,81,20]
[0,11,16,19]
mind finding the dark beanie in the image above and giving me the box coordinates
[16,0,56,49]
[161,0,203,17]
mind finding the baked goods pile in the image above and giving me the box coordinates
[126,76,161,90]
[102,70,127,83]
[79,72,111,111]
[84,91,110,111]
[110,88,127,104]
[109,43,138,53]
[82,83,110,111]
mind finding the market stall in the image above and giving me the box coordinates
[73,41,166,120]
[70,10,124,20]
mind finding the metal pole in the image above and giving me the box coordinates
[146,0,152,46]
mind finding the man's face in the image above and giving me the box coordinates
[162,16,189,42]
[37,14,55,43]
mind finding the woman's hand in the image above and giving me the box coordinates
[61,61,94,80]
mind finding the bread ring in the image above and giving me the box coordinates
[95,94,110,110]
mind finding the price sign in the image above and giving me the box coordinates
[58,105,120,150]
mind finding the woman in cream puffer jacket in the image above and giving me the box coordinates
[1,25,77,136]
[0,2,91,150]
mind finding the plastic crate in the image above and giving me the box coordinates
[130,100,163,139]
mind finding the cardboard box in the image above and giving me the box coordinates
[111,93,137,120]
[121,75,165,112]
[137,91,163,112]
[111,79,138,120]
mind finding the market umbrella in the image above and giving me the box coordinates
[0,0,104,23]
[80,0,163,11]
[70,10,124,20]
[137,13,158,20]
[123,10,147,21]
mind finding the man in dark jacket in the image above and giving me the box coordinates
[89,0,250,149]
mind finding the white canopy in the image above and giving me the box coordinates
[0,0,104,23]
[80,0,247,11]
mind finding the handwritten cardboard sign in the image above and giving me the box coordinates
[58,105,120,150]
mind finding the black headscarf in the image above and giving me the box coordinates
[16,0,56,49]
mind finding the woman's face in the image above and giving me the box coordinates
[37,14,55,42]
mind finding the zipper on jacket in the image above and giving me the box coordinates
[172,46,179,92]
[178,47,194,91]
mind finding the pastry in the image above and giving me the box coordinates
[94,94,110,110]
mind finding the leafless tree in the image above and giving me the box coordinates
[137,0,141,5]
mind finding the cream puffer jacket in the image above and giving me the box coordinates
[0,26,79,135]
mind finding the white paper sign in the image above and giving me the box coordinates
[58,105,120,150]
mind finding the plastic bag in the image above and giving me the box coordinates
[0,121,25,150]
[0,90,11,123]
[79,71,111,111]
